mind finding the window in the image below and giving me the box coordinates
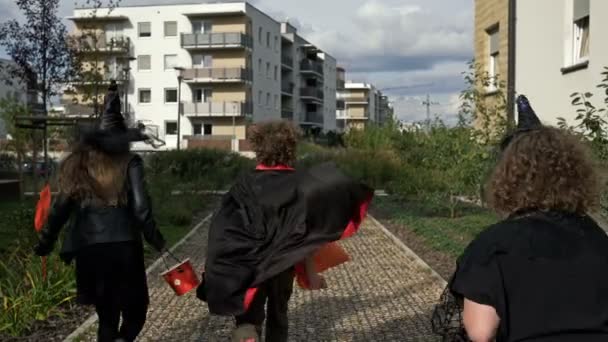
[258,27,263,42]
[192,54,212,68]
[138,89,151,103]
[258,59,262,73]
[204,124,212,135]
[274,65,278,80]
[274,94,278,110]
[258,90,262,105]
[164,54,178,70]
[274,36,278,52]
[266,92,270,106]
[193,88,212,103]
[138,55,151,71]
[165,121,177,135]
[138,22,151,38]
[572,0,590,64]
[192,20,212,33]
[164,88,177,103]
[487,27,499,89]
[266,32,270,48]
[164,21,177,37]
[266,62,270,78]
[193,123,202,135]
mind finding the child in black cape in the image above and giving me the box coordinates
[196,121,373,342]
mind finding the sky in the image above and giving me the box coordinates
[0,0,474,123]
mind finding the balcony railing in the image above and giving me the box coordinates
[182,67,252,82]
[281,82,294,94]
[336,109,369,120]
[281,55,293,67]
[336,99,345,110]
[181,32,253,49]
[182,101,251,117]
[72,35,130,53]
[300,87,324,101]
[300,59,324,76]
[336,79,345,89]
[300,112,323,124]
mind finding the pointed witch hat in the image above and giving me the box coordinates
[499,95,543,151]
[81,81,149,153]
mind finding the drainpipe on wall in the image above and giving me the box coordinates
[506,0,517,126]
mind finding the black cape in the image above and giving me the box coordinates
[197,162,373,315]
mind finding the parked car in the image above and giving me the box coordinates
[22,160,56,176]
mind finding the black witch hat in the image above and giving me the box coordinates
[81,81,149,154]
[499,95,542,151]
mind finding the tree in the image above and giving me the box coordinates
[66,0,124,118]
[0,97,33,190]
[0,0,73,181]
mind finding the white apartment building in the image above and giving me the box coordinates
[515,0,607,126]
[67,1,337,150]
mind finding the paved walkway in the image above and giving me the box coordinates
[68,216,446,341]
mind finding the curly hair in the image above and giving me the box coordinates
[248,121,298,166]
[486,126,600,215]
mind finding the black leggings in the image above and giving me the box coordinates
[234,268,295,342]
[96,295,148,342]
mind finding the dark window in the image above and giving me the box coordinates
[165,121,177,135]
[204,124,212,135]
[165,88,178,103]
[193,123,202,135]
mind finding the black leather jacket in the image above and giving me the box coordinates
[36,154,165,262]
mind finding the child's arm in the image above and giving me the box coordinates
[304,252,327,290]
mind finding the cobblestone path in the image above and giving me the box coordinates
[68,216,446,342]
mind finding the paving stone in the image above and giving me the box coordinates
[72,217,445,341]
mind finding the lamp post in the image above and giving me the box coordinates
[174,66,185,151]
[122,56,137,123]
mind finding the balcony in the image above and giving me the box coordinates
[181,32,252,50]
[300,112,323,125]
[337,79,345,89]
[300,59,324,77]
[300,87,324,102]
[281,82,294,95]
[338,93,368,103]
[72,35,130,54]
[281,55,293,68]
[182,101,251,117]
[182,67,252,83]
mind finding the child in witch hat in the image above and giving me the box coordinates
[432,95,608,341]
[34,81,166,342]
[197,121,373,342]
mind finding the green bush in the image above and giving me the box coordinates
[146,149,254,190]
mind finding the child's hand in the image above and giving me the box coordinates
[307,273,327,290]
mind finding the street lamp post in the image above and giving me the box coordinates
[122,57,137,123]
[174,66,185,151]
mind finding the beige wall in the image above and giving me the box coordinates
[210,16,247,33]
[191,84,248,102]
[206,51,247,68]
[475,0,510,90]
[348,105,367,119]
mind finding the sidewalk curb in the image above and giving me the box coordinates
[62,214,213,342]
[367,215,448,287]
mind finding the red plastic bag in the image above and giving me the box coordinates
[295,241,351,289]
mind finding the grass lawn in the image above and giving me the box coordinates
[372,196,498,258]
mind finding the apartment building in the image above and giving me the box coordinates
[66,2,337,150]
[515,0,606,126]
[337,82,378,131]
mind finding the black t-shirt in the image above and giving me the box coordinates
[449,211,608,342]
